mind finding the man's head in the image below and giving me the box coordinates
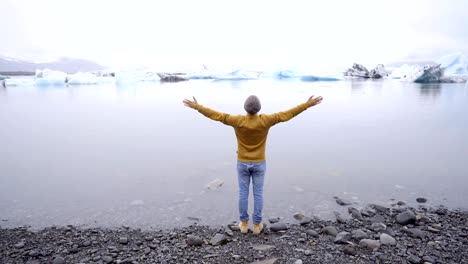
[244,95,261,115]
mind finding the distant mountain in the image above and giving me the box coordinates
[0,56,105,73]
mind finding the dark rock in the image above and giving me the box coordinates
[28,250,40,257]
[186,235,203,246]
[249,258,279,264]
[293,213,304,221]
[14,242,25,249]
[423,256,436,263]
[407,254,421,263]
[405,228,425,239]
[397,201,406,206]
[333,211,346,224]
[209,233,227,246]
[343,244,357,255]
[320,226,338,236]
[268,217,280,224]
[52,256,65,264]
[416,197,428,203]
[370,223,387,232]
[370,214,386,223]
[306,229,319,237]
[270,222,288,232]
[369,204,388,213]
[225,227,234,236]
[119,236,129,244]
[396,210,416,225]
[335,197,352,206]
[334,231,352,244]
[348,207,363,220]
[352,229,368,240]
[299,217,312,226]
[102,256,113,264]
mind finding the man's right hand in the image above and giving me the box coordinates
[306,96,323,107]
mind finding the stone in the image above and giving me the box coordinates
[304,250,312,256]
[416,197,428,203]
[335,197,352,206]
[407,254,422,263]
[343,244,357,255]
[294,260,303,264]
[252,245,275,251]
[406,228,425,239]
[299,217,312,226]
[186,235,203,246]
[348,207,363,220]
[427,227,440,233]
[225,227,234,237]
[268,217,280,224]
[270,222,288,232]
[396,210,416,225]
[14,242,25,249]
[293,213,304,221]
[102,256,113,264]
[28,250,40,257]
[209,233,227,246]
[82,241,91,247]
[370,214,386,223]
[52,256,65,264]
[320,226,338,236]
[352,229,368,240]
[334,231,352,244]
[119,236,129,244]
[380,233,396,246]
[306,229,318,237]
[359,239,380,250]
[249,258,279,264]
[369,204,388,213]
[370,223,387,232]
[423,256,436,263]
[334,211,346,224]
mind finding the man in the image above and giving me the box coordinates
[183,95,323,235]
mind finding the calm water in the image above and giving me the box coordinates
[0,79,467,229]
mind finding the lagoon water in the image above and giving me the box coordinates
[0,79,467,229]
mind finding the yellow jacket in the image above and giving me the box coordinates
[196,102,310,162]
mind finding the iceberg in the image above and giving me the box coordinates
[436,53,468,75]
[4,78,35,87]
[156,72,189,82]
[115,70,162,84]
[212,69,260,80]
[300,75,340,82]
[35,69,67,86]
[67,72,98,85]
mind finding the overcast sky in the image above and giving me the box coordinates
[2,0,467,70]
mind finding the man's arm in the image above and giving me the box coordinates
[183,96,241,127]
[264,95,323,126]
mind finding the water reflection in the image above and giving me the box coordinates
[418,83,441,97]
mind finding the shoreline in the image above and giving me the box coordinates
[1,201,467,264]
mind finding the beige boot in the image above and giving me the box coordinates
[238,221,249,234]
[253,222,264,235]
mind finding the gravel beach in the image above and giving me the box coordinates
[1,201,467,264]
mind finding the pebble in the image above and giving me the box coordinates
[370,223,387,232]
[269,217,280,223]
[320,226,338,236]
[396,210,416,225]
[119,237,129,244]
[186,235,203,246]
[352,229,368,240]
[335,197,352,206]
[380,233,396,246]
[334,231,352,244]
[406,228,425,239]
[102,256,113,263]
[304,250,312,256]
[52,256,65,264]
[294,260,303,264]
[270,222,288,232]
[306,229,319,237]
[359,239,380,250]
[343,244,357,255]
[348,207,363,220]
[14,242,25,249]
[299,217,312,226]
[252,245,275,251]
[407,254,421,263]
[416,197,428,203]
[209,233,227,246]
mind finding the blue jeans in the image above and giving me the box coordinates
[237,160,266,224]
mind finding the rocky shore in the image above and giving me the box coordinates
[1,201,467,264]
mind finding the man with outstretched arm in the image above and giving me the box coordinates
[183,95,323,235]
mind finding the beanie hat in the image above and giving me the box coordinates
[244,95,261,114]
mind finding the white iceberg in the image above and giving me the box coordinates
[436,53,468,75]
[35,69,67,86]
[212,69,260,80]
[115,70,161,84]
[4,78,35,87]
[67,72,98,85]
[389,64,424,81]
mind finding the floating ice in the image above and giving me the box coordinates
[67,72,99,85]
[300,75,340,82]
[212,69,260,80]
[4,78,35,87]
[436,53,468,75]
[35,69,67,86]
